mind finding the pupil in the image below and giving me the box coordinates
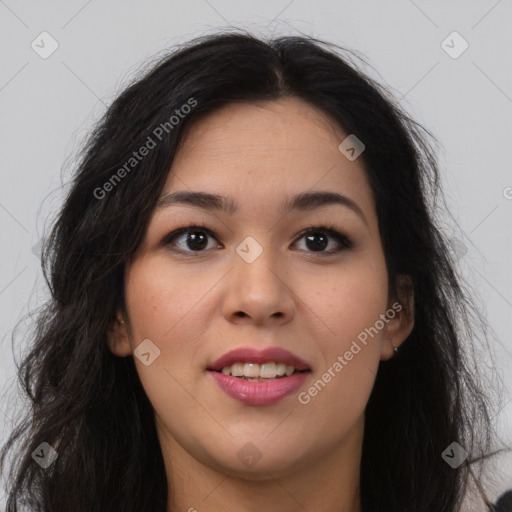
[306,232,327,251]
[187,231,208,250]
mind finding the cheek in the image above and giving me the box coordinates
[297,271,386,441]
[122,263,206,423]
[296,252,388,408]
[124,256,219,385]
[304,255,389,346]
[125,256,210,339]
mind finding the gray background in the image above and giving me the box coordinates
[1,0,511,507]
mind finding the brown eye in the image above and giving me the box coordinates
[162,225,220,255]
[162,223,353,257]
[293,226,353,255]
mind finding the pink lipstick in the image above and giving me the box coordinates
[207,346,311,405]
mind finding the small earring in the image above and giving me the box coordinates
[393,345,399,354]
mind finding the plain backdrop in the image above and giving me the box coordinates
[1,0,511,507]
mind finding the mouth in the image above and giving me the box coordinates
[206,346,312,405]
[209,362,310,381]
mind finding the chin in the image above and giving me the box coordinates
[206,444,311,480]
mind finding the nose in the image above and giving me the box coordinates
[221,246,296,326]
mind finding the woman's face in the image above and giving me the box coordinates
[108,97,413,481]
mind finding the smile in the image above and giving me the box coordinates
[207,346,312,405]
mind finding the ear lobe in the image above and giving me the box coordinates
[380,275,415,361]
[106,311,132,357]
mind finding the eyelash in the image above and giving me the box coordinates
[161,222,354,257]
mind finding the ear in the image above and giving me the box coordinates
[106,310,132,357]
[380,274,415,361]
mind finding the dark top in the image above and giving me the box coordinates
[488,489,512,512]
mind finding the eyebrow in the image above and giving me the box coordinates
[157,190,368,225]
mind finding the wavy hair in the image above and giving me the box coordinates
[1,30,509,511]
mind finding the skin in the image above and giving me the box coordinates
[108,97,414,512]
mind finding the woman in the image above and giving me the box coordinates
[1,30,510,511]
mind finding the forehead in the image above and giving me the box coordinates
[160,97,375,222]
[174,97,345,163]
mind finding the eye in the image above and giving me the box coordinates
[161,223,353,257]
[292,224,353,255]
[161,223,221,255]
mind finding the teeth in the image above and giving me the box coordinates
[276,363,286,376]
[218,362,299,379]
[259,362,276,378]
[231,363,244,377]
[244,363,260,378]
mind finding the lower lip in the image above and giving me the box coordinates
[208,371,310,405]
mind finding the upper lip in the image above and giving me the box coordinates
[207,346,311,372]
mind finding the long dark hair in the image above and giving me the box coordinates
[1,29,508,511]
